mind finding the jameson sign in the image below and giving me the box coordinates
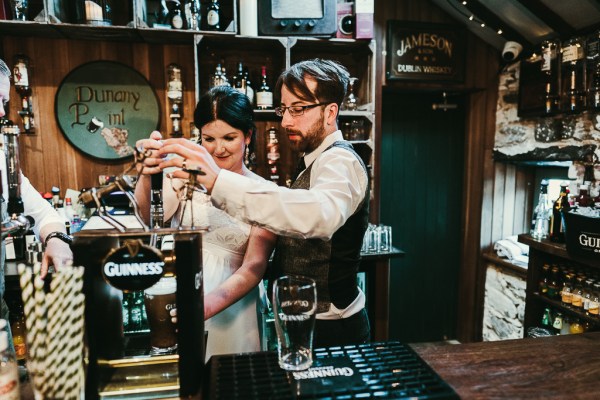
[55,61,160,160]
[386,21,465,82]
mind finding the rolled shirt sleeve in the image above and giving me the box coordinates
[211,133,368,240]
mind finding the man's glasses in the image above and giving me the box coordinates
[274,103,326,117]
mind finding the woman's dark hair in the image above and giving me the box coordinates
[194,85,256,155]
[275,58,350,108]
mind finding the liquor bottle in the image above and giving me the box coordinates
[266,126,280,184]
[538,263,550,296]
[586,30,600,111]
[210,62,229,88]
[13,54,35,134]
[256,65,273,110]
[205,0,220,31]
[167,0,184,29]
[576,183,593,207]
[549,182,570,243]
[10,306,26,361]
[167,64,183,138]
[185,0,200,30]
[243,66,254,105]
[233,61,246,97]
[561,37,586,114]
[11,0,27,20]
[0,329,19,398]
[560,273,573,306]
[530,179,550,240]
[541,39,559,115]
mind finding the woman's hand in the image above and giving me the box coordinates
[158,138,222,194]
[135,131,165,175]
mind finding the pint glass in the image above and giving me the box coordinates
[272,275,317,371]
[144,276,177,354]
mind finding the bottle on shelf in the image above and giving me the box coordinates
[588,282,600,316]
[569,318,585,334]
[185,0,200,30]
[549,182,570,243]
[233,62,247,98]
[586,30,600,111]
[583,278,594,314]
[266,126,280,184]
[13,54,35,134]
[571,275,585,309]
[541,39,560,115]
[530,179,550,240]
[10,305,27,361]
[11,0,27,20]
[576,182,593,208]
[538,263,550,296]
[204,0,220,31]
[560,273,573,306]
[561,36,586,114]
[167,63,183,138]
[342,77,359,111]
[0,329,19,398]
[210,62,229,88]
[167,0,184,29]
[256,65,273,110]
[243,66,254,105]
[551,311,564,334]
[547,265,561,300]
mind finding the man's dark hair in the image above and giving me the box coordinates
[0,59,11,79]
[275,58,350,108]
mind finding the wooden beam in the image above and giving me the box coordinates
[513,0,576,39]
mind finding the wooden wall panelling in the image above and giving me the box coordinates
[1,36,195,197]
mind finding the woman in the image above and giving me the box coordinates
[135,86,276,359]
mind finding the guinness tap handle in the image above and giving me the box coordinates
[150,173,164,229]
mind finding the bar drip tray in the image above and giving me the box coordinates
[97,334,180,399]
[206,341,458,399]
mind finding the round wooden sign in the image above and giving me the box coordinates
[55,61,160,160]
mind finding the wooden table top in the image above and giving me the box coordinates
[411,332,600,399]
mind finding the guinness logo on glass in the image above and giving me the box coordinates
[102,239,165,291]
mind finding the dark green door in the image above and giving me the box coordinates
[381,91,465,343]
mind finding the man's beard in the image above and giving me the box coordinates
[287,117,325,153]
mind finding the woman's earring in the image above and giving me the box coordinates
[244,146,250,166]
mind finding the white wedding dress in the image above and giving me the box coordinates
[175,184,264,361]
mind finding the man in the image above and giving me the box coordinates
[1,58,72,340]
[159,59,370,347]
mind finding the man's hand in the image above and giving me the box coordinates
[159,138,221,194]
[41,239,73,278]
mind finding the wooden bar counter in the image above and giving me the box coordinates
[411,332,600,399]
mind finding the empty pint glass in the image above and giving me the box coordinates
[144,276,177,354]
[273,275,317,371]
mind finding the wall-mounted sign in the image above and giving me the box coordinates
[102,239,165,291]
[386,21,465,82]
[55,61,160,160]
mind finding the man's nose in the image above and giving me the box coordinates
[281,112,293,128]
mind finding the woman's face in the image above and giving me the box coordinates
[201,119,250,173]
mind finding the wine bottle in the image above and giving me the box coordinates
[205,0,220,31]
[561,37,586,114]
[549,182,570,243]
[541,40,559,115]
[256,65,273,110]
[243,66,254,105]
[266,126,280,184]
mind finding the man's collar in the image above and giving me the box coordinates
[303,130,343,167]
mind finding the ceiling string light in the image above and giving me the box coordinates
[448,0,505,36]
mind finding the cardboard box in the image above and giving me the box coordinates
[355,0,373,39]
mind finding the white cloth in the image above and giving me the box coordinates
[211,130,368,320]
[176,173,264,361]
[494,237,529,267]
[1,149,65,237]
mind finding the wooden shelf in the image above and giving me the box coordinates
[531,292,600,326]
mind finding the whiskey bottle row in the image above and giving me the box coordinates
[209,61,274,110]
[538,30,600,116]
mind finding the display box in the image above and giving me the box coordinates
[564,211,600,266]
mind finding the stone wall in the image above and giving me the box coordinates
[482,264,526,341]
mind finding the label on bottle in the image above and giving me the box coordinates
[13,62,29,87]
[589,300,599,314]
[572,293,583,308]
[172,13,183,29]
[0,368,19,400]
[256,92,273,108]
[562,44,583,63]
[541,47,555,72]
[207,10,219,27]
[167,80,183,100]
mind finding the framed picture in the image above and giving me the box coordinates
[386,21,465,82]
[55,61,160,160]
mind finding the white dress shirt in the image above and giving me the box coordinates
[211,130,369,319]
[1,150,65,237]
